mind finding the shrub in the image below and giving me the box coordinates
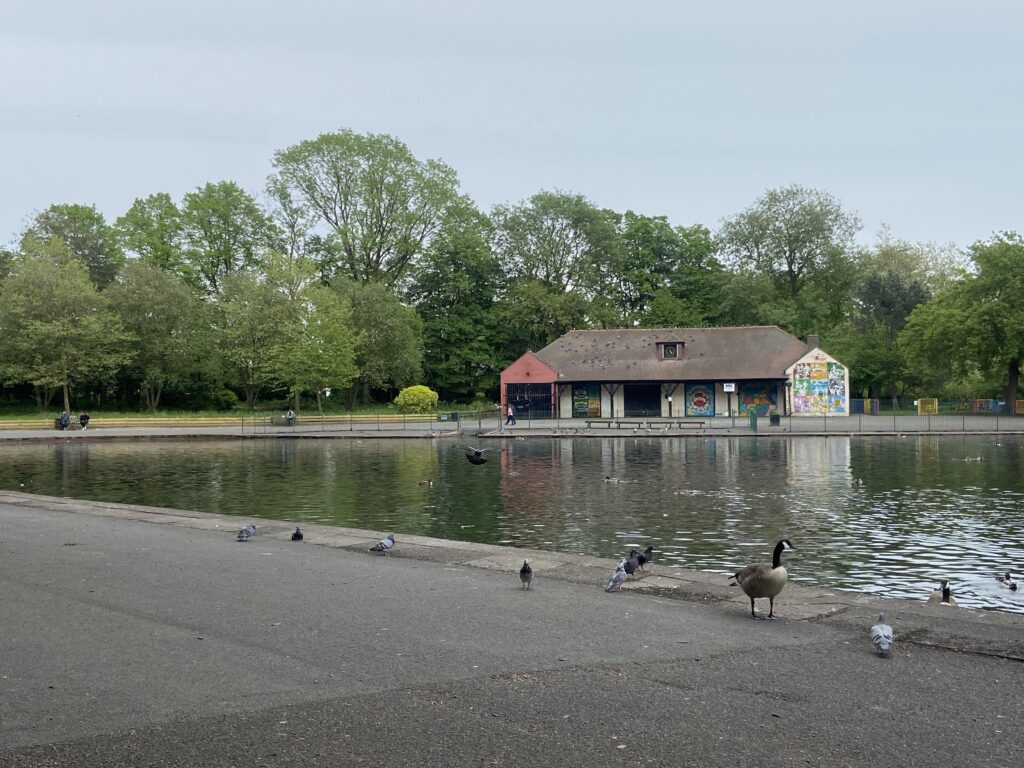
[394,385,439,414]
[212,388,240,411]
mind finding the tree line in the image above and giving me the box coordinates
[1,128,1021,414]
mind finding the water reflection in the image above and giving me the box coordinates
[1,435,1022,613]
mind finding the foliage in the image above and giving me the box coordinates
[115,192,184,272]
[269,129,464,287]
[180,181,274,295]
[106,262,214,411]
[23,203,124,288]
[0,246,131,411]
[394,385,439,413]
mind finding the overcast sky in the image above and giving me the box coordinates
[2,0,1021,251]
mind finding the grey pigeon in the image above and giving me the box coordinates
[623,549,640,578]
[637,545,655,571]
[870,613,894,657]
[236,523,256,542]
[605,560,628,592]
[291,527,303,541]
[370,533,396,554]
[519,560,533,590]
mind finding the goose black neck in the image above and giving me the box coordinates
[772,540,786,568]
[942,585,951,602]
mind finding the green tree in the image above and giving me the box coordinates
[270,282,360,414]
[115,193,184,272]
[24,203,124,288]
[0,245,131,411]
[901,233,1024,406]
[180,181,274,295]
[333,280,423,407]
[218,270,289,409]
[269,129,464,286]
[106,262,213,411]
[409,211,503,400]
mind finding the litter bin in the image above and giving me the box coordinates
[769,413,780,427]
[748,409,758,432]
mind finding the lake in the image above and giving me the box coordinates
[1,434,1022,613]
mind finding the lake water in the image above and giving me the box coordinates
[1,434,1022,613]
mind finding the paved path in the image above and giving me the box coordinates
[1,492,1022,767]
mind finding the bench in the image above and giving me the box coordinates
[54,415,82,431]
[585,419,707,430]
[271,414,297,426]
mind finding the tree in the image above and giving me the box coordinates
[269,282,359,414]
[115,193,184,272]
[333,280,423,407]
[0,245,131,411]
[717,185,861,335]
[180,182,274,295]
[24,203,124,288]
[218,270,289,408]
[269,129,464,287]
[106,262,213,411]
[408,210,503,400]
[901,233,1024,406]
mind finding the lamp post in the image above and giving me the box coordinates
[668,394,673,417]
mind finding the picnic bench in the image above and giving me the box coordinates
[53,415,81,430]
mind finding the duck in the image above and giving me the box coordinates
[926,580,958,606]
[417,479,433,488]
[729,539,795,619]
[996,572,1018,591]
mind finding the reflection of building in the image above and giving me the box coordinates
[499,327,849,418]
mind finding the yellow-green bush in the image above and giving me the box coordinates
[394,385,439,414]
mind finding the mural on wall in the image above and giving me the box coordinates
[572,385,601,417]
[792,361,847,414]
[737,382,777,416]
[684,383,715,417]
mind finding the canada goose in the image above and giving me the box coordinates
[461,445,493,465]
[729,539,795,619]
[417,479,433,487]
[926,580,957,606]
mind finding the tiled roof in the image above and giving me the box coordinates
[535,326,809,382]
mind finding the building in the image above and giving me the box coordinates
[499,326,849,419]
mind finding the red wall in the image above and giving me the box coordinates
[499,352,558,410]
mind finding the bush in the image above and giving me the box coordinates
[211,388,240,411]
[394,385,439,414]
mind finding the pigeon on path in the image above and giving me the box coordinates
[519,560,533,590]
[291,527,304,541]
[236,524,256,542]
[623,549,640,579]
[871,613,894,657]
[370,533,396,554]
[637,545,655,571]
[605,560,627,592]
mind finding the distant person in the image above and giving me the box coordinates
[58,411,70,431]
[505,403,516,425]
[79,412,90,430]
[286,409,295,426]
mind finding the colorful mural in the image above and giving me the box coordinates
[572,384,601,417]
[793,361,847,414]
[684,383,715,416]
[737,382,777,416]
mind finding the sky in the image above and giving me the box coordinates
[2,0,1022,251]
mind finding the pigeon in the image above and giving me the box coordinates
[236,523,256,542]
[291,527,304,541]
[870,613,894,657]
[461,445,493,465]
[623,549,640,578]
[519,560,533,590]
[370,533,396,554]
[996,571,1018,591]
[605,560,628,592]
[637,545,655,571]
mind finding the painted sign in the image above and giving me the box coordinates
[792,361,847,414]
[685,383,715,416]
[737,381,777,416]
[572,385,601,417]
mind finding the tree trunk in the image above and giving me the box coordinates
[63,381,71,413]
[1007,358,1020,415]
[361,379,371,406]
[294,391,301,413]
[315,390,323,416]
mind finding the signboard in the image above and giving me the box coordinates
[722,383,735,392]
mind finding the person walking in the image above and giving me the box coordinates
[505,403,516,426]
